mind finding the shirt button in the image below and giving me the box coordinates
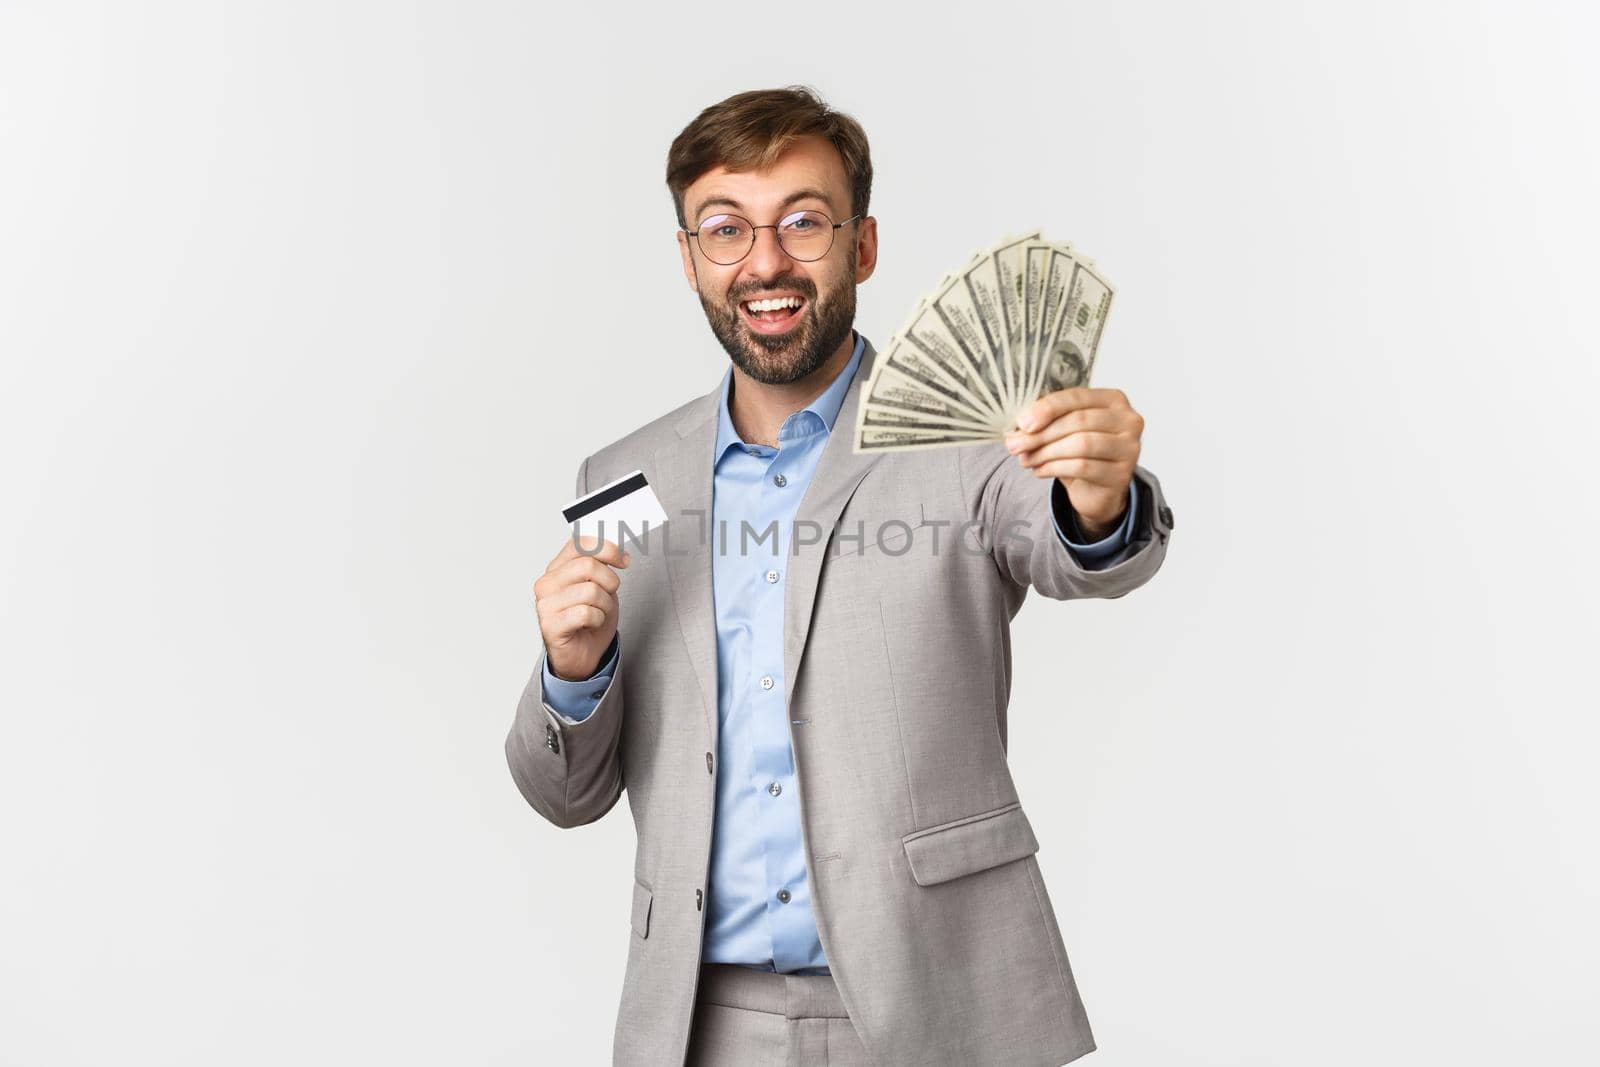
[777,888,792,903]
[765,569,780,584]
[768,782,782,797]
[773,473,788,487]
[759,675,774,690]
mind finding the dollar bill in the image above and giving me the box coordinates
[855,425,1003,452]
[952,246,1016,413]
[861,362,1009,432]
[890,297,1005,419]
[1021,240,1054,397]
[991,231,1040,409]
[1030,251,1112,402]
[922,261,1009,415]
[875,324,999,424]
[854,231,1116,454]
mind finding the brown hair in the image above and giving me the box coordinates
[665,85,873,230]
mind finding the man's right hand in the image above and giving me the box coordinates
[535,534,629,681]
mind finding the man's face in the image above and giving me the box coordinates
[677,136,878,386]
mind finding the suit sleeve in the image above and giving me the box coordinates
[961,440,1173,601]
[1051,478,1137,570]
[504,455,628,829]
[542,633,619,724]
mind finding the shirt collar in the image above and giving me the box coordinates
[714,331,865,460]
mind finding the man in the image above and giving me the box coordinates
[506,86,1174,1066]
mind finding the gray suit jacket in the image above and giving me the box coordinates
[506,336,1174,1066]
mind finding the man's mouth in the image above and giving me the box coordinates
[739,293,808,335]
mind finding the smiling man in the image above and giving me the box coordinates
[678,129,870,453]
[506,86,1175,1066]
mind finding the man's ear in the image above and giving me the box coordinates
[677,230,700,294]
[852,215,879,284]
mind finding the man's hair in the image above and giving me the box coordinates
[665,85,872,230]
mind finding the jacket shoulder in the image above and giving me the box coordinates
[582,387,717,489]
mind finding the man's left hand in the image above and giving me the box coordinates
[1003,387,1144,541]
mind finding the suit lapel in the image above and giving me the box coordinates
[653,337,885,746]
[656,390,721,749]
[783,339,883,717]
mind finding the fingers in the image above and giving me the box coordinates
[537,580,620,637]
[1016,430,1138,470]
[1029,457,1128,483]
[1005,407,1128,455]
[546,582,620,625]
[551,552,624,594]
[535,537,628,615]
[1018,387,1131,431]
[548,533,630,574]
[534,560,621,609]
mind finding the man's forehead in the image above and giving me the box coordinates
[686,139,849,219]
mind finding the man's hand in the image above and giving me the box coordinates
[535,534,629,681]
[1004,387,1144,541]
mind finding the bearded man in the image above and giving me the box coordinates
[507,85,1175,1066]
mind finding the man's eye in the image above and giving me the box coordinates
[789,218,815,231]
[715,225,741,238]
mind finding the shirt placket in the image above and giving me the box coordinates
[739,441,796,968]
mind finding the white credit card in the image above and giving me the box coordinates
[561,468,668,545]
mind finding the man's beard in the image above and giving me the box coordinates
[699,260,857,387]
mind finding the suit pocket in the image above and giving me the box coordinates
[630,877,653,939]
[901,801,1040,887]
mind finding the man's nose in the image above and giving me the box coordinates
[743,225,795,279]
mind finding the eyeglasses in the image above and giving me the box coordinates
[684,209,861,266]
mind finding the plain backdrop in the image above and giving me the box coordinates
[2,2,1596,1064]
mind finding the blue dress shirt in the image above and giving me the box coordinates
[541,332,1137,974]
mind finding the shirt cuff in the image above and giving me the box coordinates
[1050,479,1138,566]
[541,632,620,724]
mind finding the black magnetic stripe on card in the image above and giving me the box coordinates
[562,472,649,523]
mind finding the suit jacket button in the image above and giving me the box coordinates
[1158,504,1174,529]
[545,724,560,754]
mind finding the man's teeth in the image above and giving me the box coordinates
[745,296,803,312]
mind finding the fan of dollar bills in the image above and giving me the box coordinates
[853,232,1114,453]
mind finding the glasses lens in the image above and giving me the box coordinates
[777,210,835,261]
[696,214,753,264]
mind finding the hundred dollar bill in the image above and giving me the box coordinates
[950,247,1015,414]
[858,403,1003,435]
[991,231,1040,413]
[1031,245,1078,403]
[930,253,1010,414]
[1032,254,1113,401]
[1022,240,1055,399]
[855,425,1002,453]
[889,299,998,422]
[854,230,1116,454]
[873,327,998,425]
[896,271,992,415]
[860,362,1007,432]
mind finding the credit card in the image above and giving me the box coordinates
[561,468,668,546]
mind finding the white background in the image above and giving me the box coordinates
[2,2,1595,1064]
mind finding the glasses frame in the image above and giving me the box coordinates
[683,209,863,266]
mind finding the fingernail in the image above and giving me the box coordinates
[1019,414,1039,432]
[1004,435,1022,452]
